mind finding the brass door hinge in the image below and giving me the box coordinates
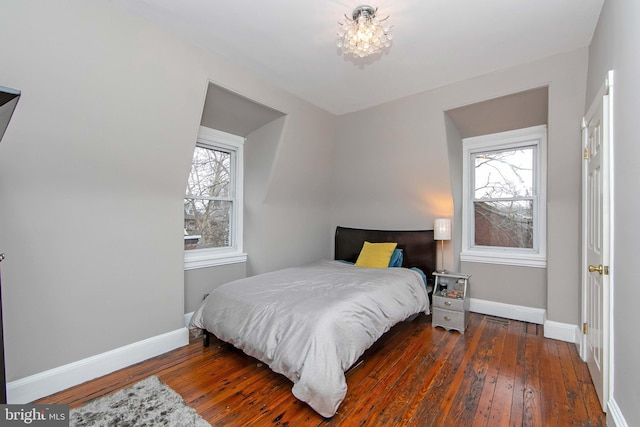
[584,148,589,160]
[583,322,588,334]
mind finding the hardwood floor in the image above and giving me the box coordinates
[36,312,605,426]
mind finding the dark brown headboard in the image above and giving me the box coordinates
[334,226,436,283]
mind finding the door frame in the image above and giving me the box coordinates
[580,70,614,412]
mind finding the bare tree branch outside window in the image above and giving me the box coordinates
[473,148,534,249]
[184,146,233,250]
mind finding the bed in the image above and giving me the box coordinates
[189,226,436,417]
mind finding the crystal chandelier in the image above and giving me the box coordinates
[337,5,393,58]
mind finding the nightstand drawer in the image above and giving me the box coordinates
[433,295,464,311]
[432,308,465,331]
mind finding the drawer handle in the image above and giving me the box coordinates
[444,301,451,306]
[444,316,451,321]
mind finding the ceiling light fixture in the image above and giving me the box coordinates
[337,5,393,58]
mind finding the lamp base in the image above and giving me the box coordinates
[437,239,448,275]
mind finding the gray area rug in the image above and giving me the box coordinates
[70,376,210,426]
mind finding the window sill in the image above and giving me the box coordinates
[460,250,546,268]
[184,250,247,270]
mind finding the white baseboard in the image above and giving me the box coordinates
[543,320,580,344]
[7,327,189,404]
[469,298,546,324]
[469,298,580,345]
[608,398,629,427]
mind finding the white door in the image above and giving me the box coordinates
[581,71,613,412]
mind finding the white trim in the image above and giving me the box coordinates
[460,251,546,268]
[461,125,547,268]
[607,398,629,427]
[184,126,245,270]
[607,68,616,416]
[184,251,247,270]
[469,298,546,324]
[471,299,579,345]
[197,126,245,148]
[6,328,189,404]
[543,320,580,344]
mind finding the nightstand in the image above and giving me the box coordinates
[432,272,471,334]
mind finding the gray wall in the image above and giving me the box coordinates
[462,263,547,308]
[332,49,587,325]
[184,263,246,315]
[444,114,463,272]
[586,0,640,425]
[0,0,335,381]
[243,117,289,278]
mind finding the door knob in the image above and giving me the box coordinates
[588,264,603,274]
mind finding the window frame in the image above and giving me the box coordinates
[460,125,547,268]
[184,126,246,270]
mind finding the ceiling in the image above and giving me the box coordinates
[112,0,604,116]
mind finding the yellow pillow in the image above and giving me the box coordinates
[354,241,398,268]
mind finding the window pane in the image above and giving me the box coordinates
[474,200,533,248]
[184,199,232,250]
[474,148,533,199]
[186,146,231,198]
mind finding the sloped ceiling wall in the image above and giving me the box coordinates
[0,0,335,386]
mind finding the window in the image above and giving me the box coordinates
[461,125,547,268]
[184,126,246,269]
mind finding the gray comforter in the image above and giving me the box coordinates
[189,260,430,417]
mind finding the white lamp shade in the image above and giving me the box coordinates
[434,218,452,240]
